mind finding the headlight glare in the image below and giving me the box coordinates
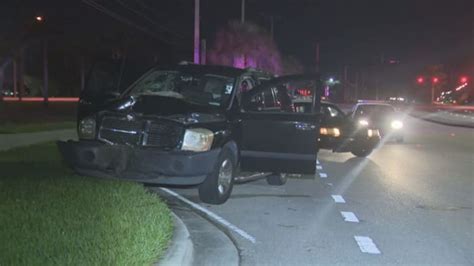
[320,127,341,137]
[182,128,214,152]
[359,119,369,126]
[78,117,96,139]
[368,129,380,138]
[391,120,403,129]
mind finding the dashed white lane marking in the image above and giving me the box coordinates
[354,236,381,254]
[160,188,257,244]
[319,173,328,178]
[331,195,346,203]
[341,211,359,223]
[316,159,320,165]
[316,165,323,170]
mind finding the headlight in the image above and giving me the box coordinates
[320,127,341,137]
[359,119,369,126]
[182,128,214,152]
[78,117,96,139]
[368,129,380,138]
[391,120,403,129]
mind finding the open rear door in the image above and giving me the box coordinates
[238,75,321,174]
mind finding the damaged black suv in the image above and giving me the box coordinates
[58,64,322,204]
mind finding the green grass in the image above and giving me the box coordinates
[0,101,77,133]
[0,121,76,134]
[0,143,173,265]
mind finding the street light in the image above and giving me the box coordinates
[35,16,44,22]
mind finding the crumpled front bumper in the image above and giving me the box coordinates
[57,140,220,185]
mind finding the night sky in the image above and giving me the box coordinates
[1,0,472,86]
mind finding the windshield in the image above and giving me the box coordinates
[354,105,395,118]
[126,70,235,107]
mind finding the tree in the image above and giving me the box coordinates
[208,21,282,74]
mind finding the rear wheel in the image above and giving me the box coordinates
[198,148,235,205]
[351,147,373,157]
[266,173,288,185]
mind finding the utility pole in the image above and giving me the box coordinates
[354,72,359,101]
[200,39,207,65]
[343,65,348,102]
[270,16,274,39]
[43,40,49,105]
[241,0,245,23]
[13,59,18,97]
[18,48,25,100]
[194,0,200,64]
[315,42,320,73]
[80,56,85,91]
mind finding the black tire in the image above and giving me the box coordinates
[395,136,404,143]
[198,147,235,205]
[351,147,373,157]
[266,173,288,185]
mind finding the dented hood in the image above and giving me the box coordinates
[105,95,226,124]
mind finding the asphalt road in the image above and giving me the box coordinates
[162,116,473,265]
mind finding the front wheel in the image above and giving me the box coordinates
[266,173,288,185]
[351,147,373,157]
[198,148,235,204]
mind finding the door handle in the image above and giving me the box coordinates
[294,122,316,131]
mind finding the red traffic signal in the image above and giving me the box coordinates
[417,77,424,84]
[432,77,439,84]
[460,76,468,84]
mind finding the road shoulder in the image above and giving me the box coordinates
[156,188,240,266]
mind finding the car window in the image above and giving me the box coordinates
[248,87,279,112]
[246,78,317,113]
[323,106,343,118]
[354,104,395,118]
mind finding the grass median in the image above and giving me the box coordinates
[0,121,76,134]
[0,102,77,133]
[0,142,173,265]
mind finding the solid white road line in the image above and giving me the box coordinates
[319,173,328,178]
[341,211,359,223]
[316,165,323,170]
[354,236,381,254]
[160,188,257,244]
[331,195,346,203]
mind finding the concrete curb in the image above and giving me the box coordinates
[158,212,194,266]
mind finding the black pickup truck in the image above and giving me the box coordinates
[58,64,322,204]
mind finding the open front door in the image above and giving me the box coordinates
[239,75,321,174]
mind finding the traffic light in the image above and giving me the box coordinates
[460,76,468,84]
[432,77,439,84]
[417,77,424,84]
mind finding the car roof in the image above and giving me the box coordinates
[155,64,271,78]
[355,102,393,107]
